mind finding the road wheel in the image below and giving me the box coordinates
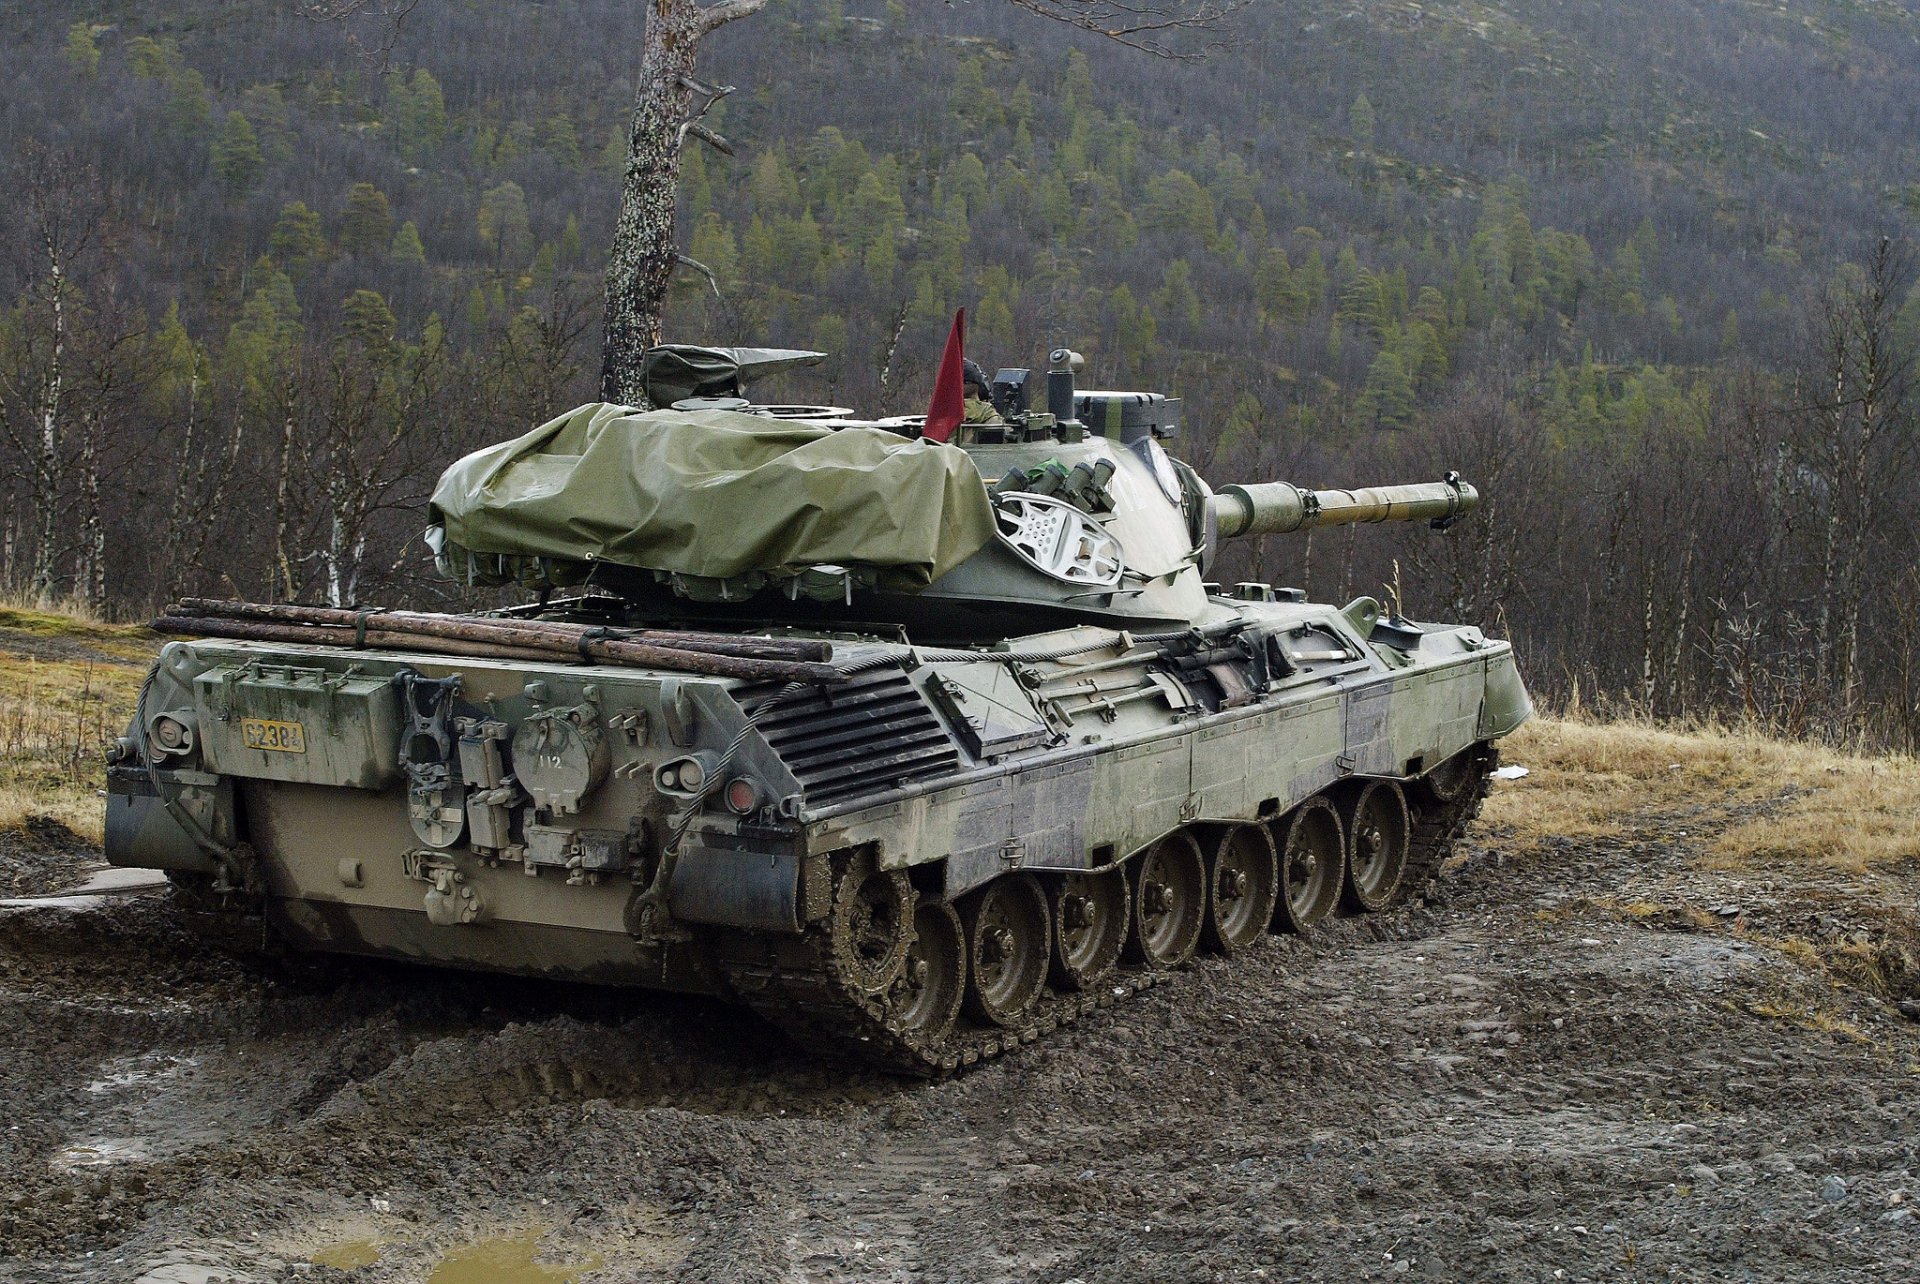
[1342,780,1411,913]
[1273,798,1343,933]
[828,855,915,996]
[1203,823,1280,954]
[1124,830,1206,969]
[1048,867,1128,991]
[888,899,965,1040]
[963,873,1052,1027]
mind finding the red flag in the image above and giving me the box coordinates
[922,308,967,443]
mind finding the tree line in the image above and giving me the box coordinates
[0,0,1916,747]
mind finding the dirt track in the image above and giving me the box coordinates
[2,791,1918,1283]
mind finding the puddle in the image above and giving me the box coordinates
[428,1231,600,1284]
[88,1052,200,1095]
[53,1137,153,1170]
[311,1239,384,1270]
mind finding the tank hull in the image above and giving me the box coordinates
[110,595,1527,1073]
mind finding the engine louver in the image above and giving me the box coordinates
[744,668,962,807]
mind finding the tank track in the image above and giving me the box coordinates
[717,744,1500,1078]
[1401,740,1499,903]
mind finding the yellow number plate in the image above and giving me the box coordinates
[241,718,307,754]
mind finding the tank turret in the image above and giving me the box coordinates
[426,344,1482,642]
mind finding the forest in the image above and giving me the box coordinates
[1,0,1917,746]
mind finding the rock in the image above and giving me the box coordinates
[1820,1175,1848,1203]
[1880,1208,1915,1227]
[1687,1164,1719,1186]
[1897,1000,1920,1022]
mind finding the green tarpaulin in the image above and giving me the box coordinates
[429,403,997,588]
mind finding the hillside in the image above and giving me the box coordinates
[1,0,1917,746]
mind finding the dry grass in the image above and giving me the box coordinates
[0,606,156,842]
[1486,714,1920,872]
[0,587,120,627]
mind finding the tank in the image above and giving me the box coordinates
[105,343,1531,1075]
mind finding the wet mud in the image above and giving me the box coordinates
[2,799,1917,1283]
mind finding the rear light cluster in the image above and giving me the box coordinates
[652,751,761,815]
[724,777,760,815]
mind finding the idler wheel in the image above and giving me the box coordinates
[1413,746,1478,806]
[1048,867,1128,991]
[1273,798,1344,933]
[1202,823,1280,954]
[889,899,965,1040]
[1124,830,1206,969]
[963,873,1052,1027]
[1342,780,1411,913]
[829,856,915,996]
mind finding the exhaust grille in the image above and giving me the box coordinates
[744,668,962,807]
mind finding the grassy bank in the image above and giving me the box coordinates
[1485,715,1920,873]
[0,602,157,841]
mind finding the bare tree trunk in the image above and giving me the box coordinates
[29,247,66,605]
[1667,532,1695,713]
[178,414,247,601]
[274,392,299,600]
[79,410,105,610]
[1814,361,1844,693]
[600,0,765,405]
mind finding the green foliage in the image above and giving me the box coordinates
[391,220,428,269]
[270,202,329,275]
[147,302,206,411]
[1349,92,1375,149]
[1336,253,1388,339]
[222,263,302,407]
[1152,259,1203,337]
[165,69,212,139]
[389,68,448,160]
[1141,169,1216,239]
[339,183,394,258]
[543,114,583,169]
[688,212,740,286]
[477,181,532,264]
[340,289,397,354]
[1254,247,1308,326]
[974,266,1017,348]
[237,85,296,166]
[65,23,101,79]
[950,59,1004,135]
[124,36,178,81]
[211,112,264,200]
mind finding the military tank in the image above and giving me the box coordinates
[106,344,1530,1075]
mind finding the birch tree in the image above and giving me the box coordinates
[1804,239,1918,716]
[0,148,107,605]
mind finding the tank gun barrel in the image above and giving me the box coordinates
[1210,475,1478,539]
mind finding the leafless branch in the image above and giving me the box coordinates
[696,1,771,38]
[1000,0,1250,57]
[675,254,725,301]
[294,0,424,65]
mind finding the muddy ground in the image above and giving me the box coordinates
[2,791,1918,1284]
